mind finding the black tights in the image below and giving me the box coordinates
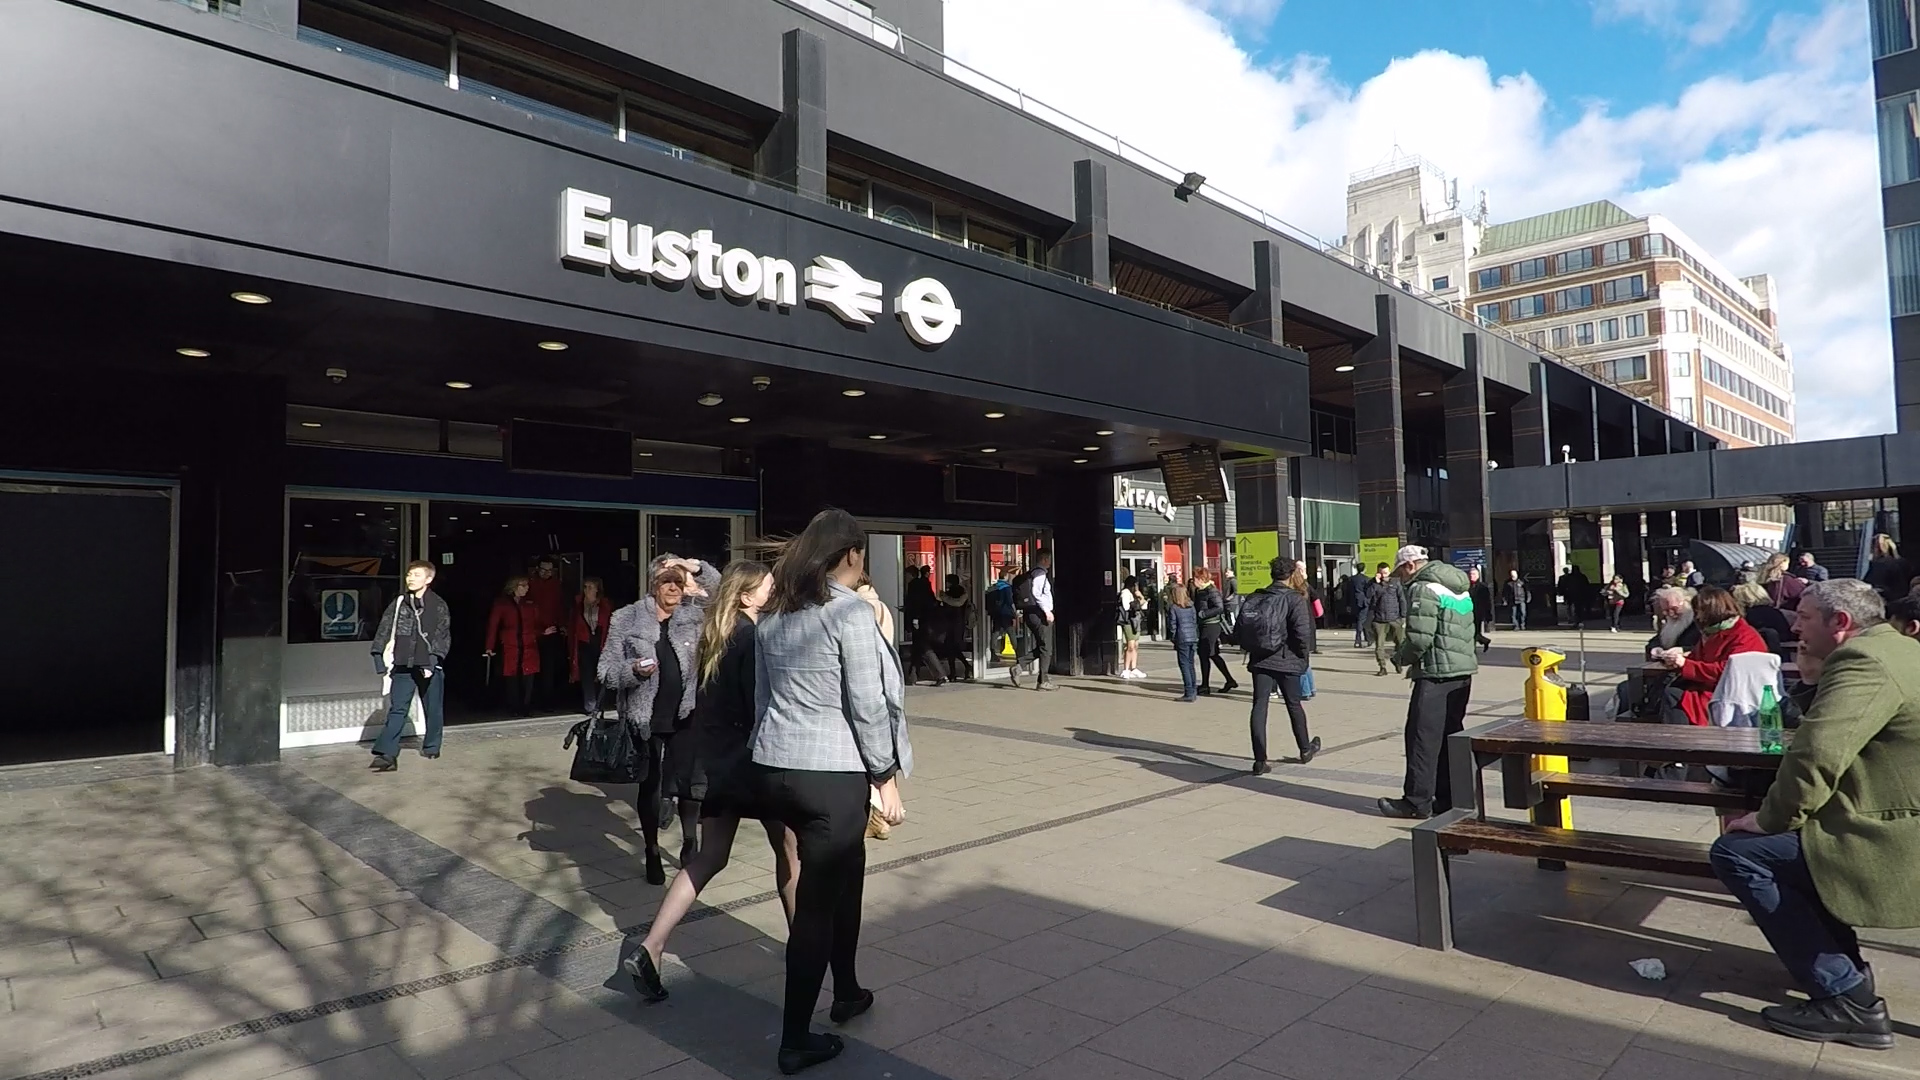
[632,736,701,859]
[758,766,868,1048]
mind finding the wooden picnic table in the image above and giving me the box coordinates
[1412,718,1790,950]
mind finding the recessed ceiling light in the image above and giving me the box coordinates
[637,451,654,457]
[175,347,210,358]
[537,340,568,351]
[1082,445,1101,451]
[1485,410,1497,416]
[697,393,724,407]
[1095,429,1114,436]
[480,511,491,515]
[1072,458,1089,464]
[980,447,998,453]
[230,291,271,305]
[1417,390,1435,397]
[1334,364,1356,373]
[729,416,751,424]
[445,380,473,389]
[383,506,395,510]
[299,421,322,429]
[355,512,366,517]
[447,516,459,521]
[868,434,888,440]
[984,411,1006,419]
[842,389,867,398]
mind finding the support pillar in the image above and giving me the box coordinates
[1511,361,1551,469]
[1611,513,1644,591]
[1356,294,1406,547]
[1444,333,1491,562]
[760,29,828,198]
[1060,160,1110,287]
[1713,507,1742,544]
[1792,502,1823,552]
[1231,240,1285,342]
[1053,470,1117,676]
[1228,238,1292,580]
[1900,494,1919,553]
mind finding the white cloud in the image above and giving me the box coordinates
[1597,0,1750,47]
[942,0,1890,440]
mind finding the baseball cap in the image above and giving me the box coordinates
[1394,544,1428,568]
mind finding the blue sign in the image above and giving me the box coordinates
[1451,547,1488,572]
[320,589,360,641]
[1113,508,1136,534]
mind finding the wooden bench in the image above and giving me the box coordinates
[1411,720,1788,950]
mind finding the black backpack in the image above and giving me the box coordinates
[1235,590,1288,654]
[1012,569,1039,610]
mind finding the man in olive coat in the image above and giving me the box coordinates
[1713,578,1920,1050]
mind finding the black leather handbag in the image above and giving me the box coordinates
[564,706,644,785]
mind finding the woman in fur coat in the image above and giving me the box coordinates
[600,555,719,884]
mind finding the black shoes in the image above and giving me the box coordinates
[1377,797,1431,820]
[1298,737,1321,765]
[622,947,668,1002]
[644,848,666,886]
[1760,991,1893,1050]
[1222,681,1240,694]
[1251,761,1272,776]
[421,751,440,760]
[369,754,397,772]
[1197,686,1212,697]
[778,1033,845,1075]
[829,988,874,1024]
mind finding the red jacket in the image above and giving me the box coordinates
[568,596,613,683]
[485,596,543,676]
[1674,618,1768,726]
[525,575,567,633]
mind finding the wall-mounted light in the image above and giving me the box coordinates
[1174,171,1206,201]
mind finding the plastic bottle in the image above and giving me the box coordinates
[1758,684,1785,754]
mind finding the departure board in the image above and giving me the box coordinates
[1156,446,1228,505]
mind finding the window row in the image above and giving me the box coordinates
[1546,312,1648,348]
[1473,235,1657,292]
[1703,400,1790,446]
[1667,243,1772,344]
[1703,356,1790,418]
[1479,275,1645,324]
[1878,92,1920,188]
[1586,355,1649,383]
[1892,223,1920,317]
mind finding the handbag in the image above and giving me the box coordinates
[564,701,644,785]
[1300,668,1316,699]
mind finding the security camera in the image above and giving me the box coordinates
[326,367,347,384]
[751,375,771,391]
[1147,437,1162,447]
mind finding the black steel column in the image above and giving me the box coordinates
[1054,470,1117,676]
[210,377,286,765]
[1792,502,1823,552]
[1231,239,1292,562]
[1060,160,1110,287]
[760,29,827,198]
[1355,294,1406,544]
[1444,333,1491,559]
[1611,513,1644,589]
[1511,361,1551,469]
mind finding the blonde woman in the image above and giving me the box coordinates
[1866,534,1911,601]
[623,560,800,1003]
[1757,552,1805,612]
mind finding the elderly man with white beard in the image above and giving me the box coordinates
[1647,585,1701,659]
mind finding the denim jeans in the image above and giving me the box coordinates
[1709,830,1867,999]
[1174,641,1197,699]
[373,665,444,757]
[1508,603,1527,630]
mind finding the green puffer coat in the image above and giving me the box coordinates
[1393,561,1480,680]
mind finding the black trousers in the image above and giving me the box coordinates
[757,767,869,1045]
[537,634,566,704]
[1020,611,1051,674]
[1249,670,1311,763]
[1197,625,1235,690]
[501,673,535,716]
[577,640,605,714]
[1403,676,1473,816]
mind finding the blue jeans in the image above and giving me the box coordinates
[1709,830,1866,998]
[1175,642,1197,699]
[373,666,444,757]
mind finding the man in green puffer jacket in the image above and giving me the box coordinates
[1378,545,1480,820]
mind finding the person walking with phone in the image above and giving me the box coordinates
[751,510,911,1075]
[369,561,451,771]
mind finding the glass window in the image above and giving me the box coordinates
[1514,257,1548,282]
[1557,248,1594,274]
[1434,232,1448,242]
[869,182,937,236]
[458,43,617,134]
[1431,276,1450,291]
[1556,284,1594,311]
[1879,93,1920,187]
[1476,302,1503,324]
[1601,275,1645,303]
[1626,313,1646,337]
[287,499,407,645]
[298,1,449,82]
[1675,396,1694,422]
[1475,268,1503,291]
[1890,224,1920,316]
[1575,322,1595,345]
[1510,294,1547,319]
[648,514,734,570]
[1872,0,1916,57]
[1600,318,1620,342]
[1672,350,1692,377]
[1601,240,1634,265]
[1672,309,1691,333]
[1645,234,1668,257]
[1551,325,1570,348]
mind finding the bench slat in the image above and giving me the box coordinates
[1434,818,1716,878]
[1536,771,1754,810]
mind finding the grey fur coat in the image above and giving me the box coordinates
[598,559,718,739]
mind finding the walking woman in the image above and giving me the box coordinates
[568,577,613,716]
[1168,584,1199,702]
[1602,575,1631,633]
[484,576,541,716]
[1238,557,1319,773]
[1118,576,1144,679]
[622,560,800,1003]
[601,557,719,885]
[752,509,910,1075]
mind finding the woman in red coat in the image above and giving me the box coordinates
[1655,585,1768,727]
[484,576,542,716]
[568,577,614,715]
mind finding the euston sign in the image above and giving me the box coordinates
[558,188,963,346]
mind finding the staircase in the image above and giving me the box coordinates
[1812,545,1861,580]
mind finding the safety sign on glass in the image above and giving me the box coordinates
[320,589,360,641]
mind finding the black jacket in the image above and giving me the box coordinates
[372,590,451,671]
[1247,586,1314,675]
[1469,582,1493,622]
[1370,578,1408,623]
[1192,583,1226,626]
[698,614,757,738]
[1350,575,1376,615]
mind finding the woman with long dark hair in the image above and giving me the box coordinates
[622,560,801,1002]
[751,509,910,1074]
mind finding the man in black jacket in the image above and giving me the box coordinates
[1191,567,1239,695]
[370,560,453,771]
[1350,570,1376,648]
[1239,557,1320,774]
[1370,564,1407,676]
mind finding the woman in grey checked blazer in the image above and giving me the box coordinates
[752,509,910,1075]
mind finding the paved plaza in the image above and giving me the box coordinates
[2,628,1917,1080]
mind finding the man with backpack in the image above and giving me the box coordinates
[1008,551,1056,691]
[1236,557,1320,774]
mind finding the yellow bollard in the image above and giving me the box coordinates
[1523,648,1573,869]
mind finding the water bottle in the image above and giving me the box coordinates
[1758,684,1785,754]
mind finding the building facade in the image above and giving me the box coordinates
[1874,0,1920,439]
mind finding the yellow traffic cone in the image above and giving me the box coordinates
[999,634,1016,659]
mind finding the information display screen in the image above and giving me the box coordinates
[1156,446,1228,505]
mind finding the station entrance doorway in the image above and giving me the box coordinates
[862,523,1041,680]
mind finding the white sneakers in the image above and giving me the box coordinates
[1119,668,1147,680]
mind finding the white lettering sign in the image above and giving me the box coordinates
[558,188,957,345]
[1116,479,1177,522]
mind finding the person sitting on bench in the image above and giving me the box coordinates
[1711,579,1920,1051]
